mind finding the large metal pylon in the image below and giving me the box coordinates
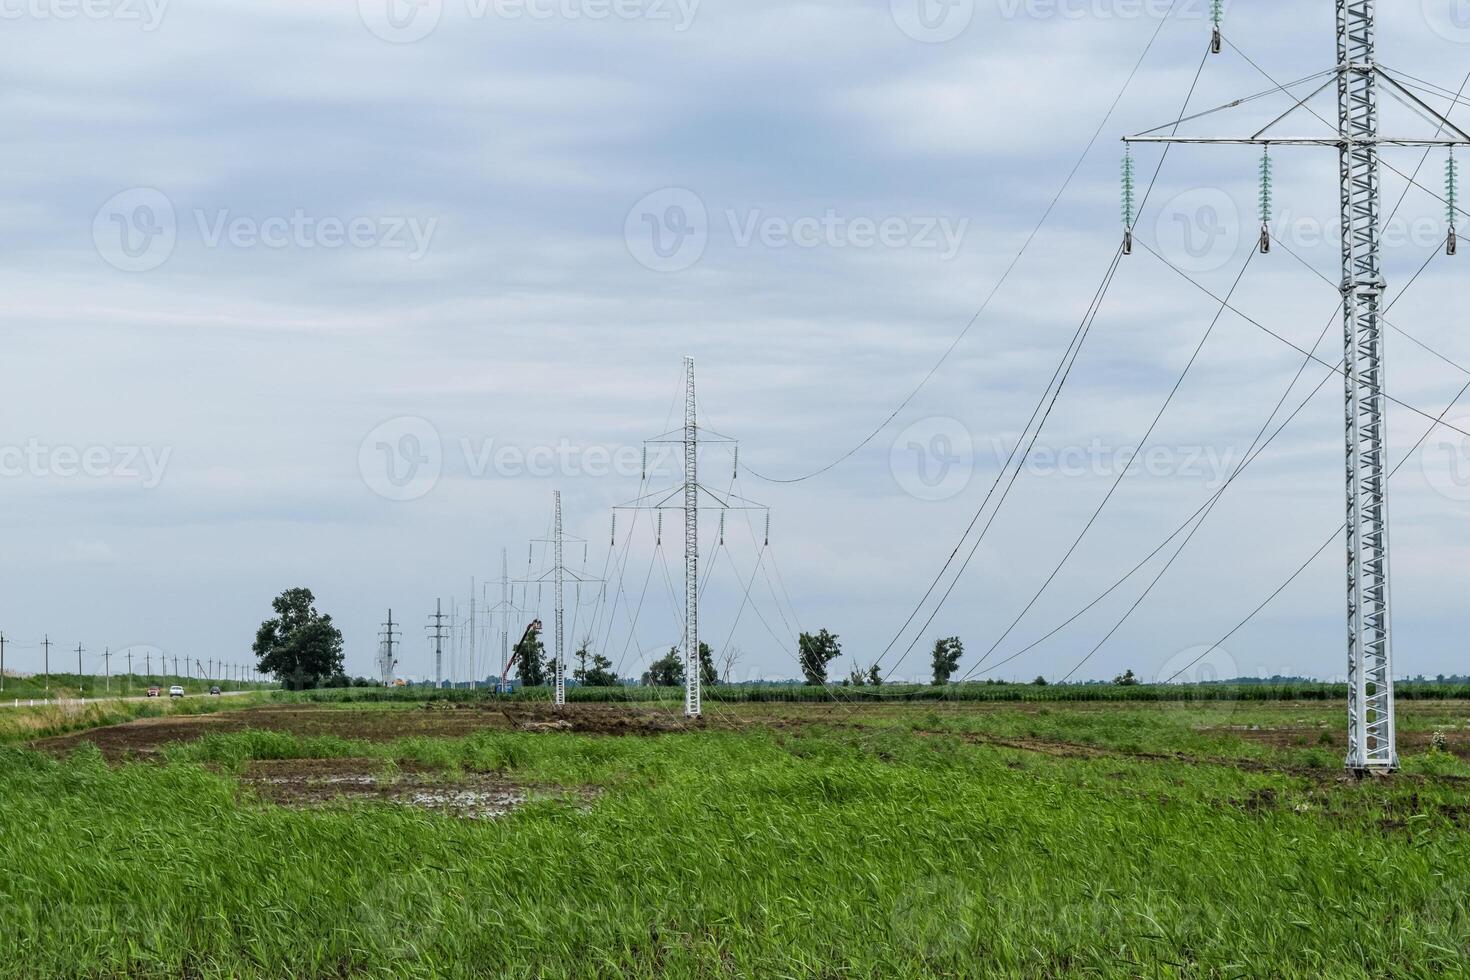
[1127,2,1470,772]
[554,490,566,707]
[615,358,768,719]
[682,356,700,718]
[520,491,600,708]
[1335,0,1394,771]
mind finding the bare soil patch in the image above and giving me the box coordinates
[31,701,710,761]
[238,758,533,819]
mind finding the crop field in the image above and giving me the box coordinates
[2,693,1469,978]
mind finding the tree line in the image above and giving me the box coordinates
[249,587,1144,690]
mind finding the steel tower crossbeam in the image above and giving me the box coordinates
[1125,3,1469,772]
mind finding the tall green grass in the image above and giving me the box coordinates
[1,717,1468,977]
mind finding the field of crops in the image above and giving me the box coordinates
[2,693,1468,977]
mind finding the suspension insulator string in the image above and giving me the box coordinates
[1258,145,1273,254]
[764,513,770,547]
[610,512,617,546]
[656,511,663,547]
[732,445,739,479]
[1448,148,1459,256]
[718,512,725,546]
[1121,144,1136,255]
[641,446,647,480]
[1210,0,1222,54]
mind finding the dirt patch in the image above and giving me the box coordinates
[31,701,706,761]
[238,758,536,819]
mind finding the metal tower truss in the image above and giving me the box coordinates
[614,357,769,719]
[1126,5,1470,772]
[520,491,603,708]
[488,548,526,694]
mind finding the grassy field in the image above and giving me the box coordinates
[1,694,1468,977]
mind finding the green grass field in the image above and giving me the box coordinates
[1,694,1467,978]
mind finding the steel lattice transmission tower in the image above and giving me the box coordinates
[521,491,601,708]
[617,357,768,718]
[682,357,700,717]
[1129,3,1470,771]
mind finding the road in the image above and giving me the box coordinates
[0,690,263,709]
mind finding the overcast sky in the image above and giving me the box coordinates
[1,0,1467,686]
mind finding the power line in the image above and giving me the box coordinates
[739,2,1184,485]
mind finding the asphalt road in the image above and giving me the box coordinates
[0,689,263,709]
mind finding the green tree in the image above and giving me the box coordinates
[699,642,717,689]
[515,624,547,686]
[1033,675,1049,686]
[252,587,344,690]
[798,629,842,686]
[573,638,620,687]
[847,662,867,686]
[644,647,684,687]
[930,636,964,685]
[866,664,882,687]
[1113,668,1140,687]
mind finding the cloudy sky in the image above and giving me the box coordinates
[1,0,1468,686]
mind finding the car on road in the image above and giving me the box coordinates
[209,686,222,696]
[168,685,185,698]
[146,686,161,698]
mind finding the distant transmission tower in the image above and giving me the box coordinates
[378,609,400,687]
[426,599,449,688]
[1127,3,1470,772]
[616,357,768,718]
[521,491,602,707]
[488,547,526,693]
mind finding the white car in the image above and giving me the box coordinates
[168,685,185,698]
